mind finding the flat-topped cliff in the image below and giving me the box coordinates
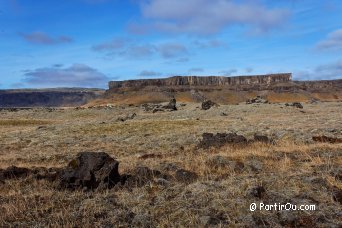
[109,73,292,89]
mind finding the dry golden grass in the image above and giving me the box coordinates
[0,119,52,126]
[0,102,341,226]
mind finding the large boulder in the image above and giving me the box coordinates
[163,98,177,111]
[59,152,121,190]
[198,133,247,149]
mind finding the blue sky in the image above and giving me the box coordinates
[0,0,341,89]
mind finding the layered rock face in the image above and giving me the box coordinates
[109,74,292,89]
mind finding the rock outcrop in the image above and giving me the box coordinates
[59,152,121,190]
[109,74,292,89]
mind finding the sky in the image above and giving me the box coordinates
[0,0,341,89]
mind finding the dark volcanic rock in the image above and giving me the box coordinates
[175,169,198,183]
[201,100,217,110]
[246,96,268,104]
[59,152,121,190]
[312,136,342,144]
[198,133,247,149]
[249,186,266,198]
[142,99,177,113]
[0,166,31,179]
[285,102,303,109]
[162,98,177,111]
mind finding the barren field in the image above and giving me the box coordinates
[0,101,341,227]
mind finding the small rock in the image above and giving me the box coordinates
[285,102,303,109]
[246,96,268,104]
[201,100,217,110]
[312,135,342,144]
[175,169,198,183]
[198,132,247,149]
[138,153,163,160]
[162,98,177,111]
[249,186,266,198]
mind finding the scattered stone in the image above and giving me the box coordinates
[249,186,266,198]
[312,135,342,144]
[138,153,163,160]
[246,96,268,104]
[220,112,228,116]
[198,132,247,149]
[59,152,121,190]
[201,100,217,110]
[117,113,136,122]
[175,169,198,183]
[142,99,178,113]
[285,102,303,109]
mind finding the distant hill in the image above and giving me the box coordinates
[0,88,105,107]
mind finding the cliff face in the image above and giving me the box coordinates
[109,73,292,89]
[0,89,104,107]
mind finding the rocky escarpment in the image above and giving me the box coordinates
[109,74,292,89]
[0,89,104,107]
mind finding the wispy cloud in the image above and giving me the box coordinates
[23,64,108,88]
[132,0,290,35]
[295,60,342,80]
[93,38,188,59]
[193,39,227,49]
[92,38,127,52]
[316,29,342,51]
[19,31,73,45]
[157,43,187,58]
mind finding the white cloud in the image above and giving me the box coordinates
[23,64,109,88]
[133,0,290,35]
[316,29,342,51]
